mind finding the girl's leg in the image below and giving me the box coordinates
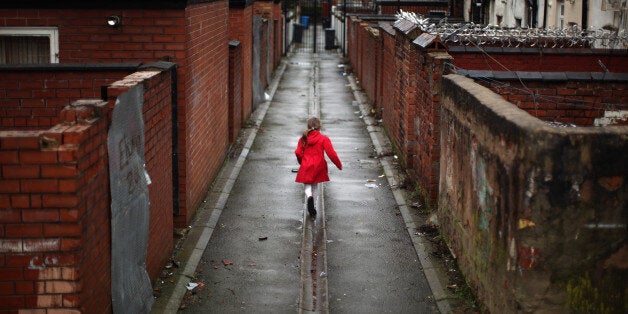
[311,184,318,203]
[303,184,317,215]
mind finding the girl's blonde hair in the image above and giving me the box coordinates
[301,117,321,145]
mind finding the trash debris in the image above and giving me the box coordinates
[428,213,438,226]
[258,236,268,241]
[410,201,422,208]
[186,282,199,290]
[222,260,234,266]
[291,168,299,173]
[366,179,377,182]
[518,219,536,229]
[379,174,385,178]
[319,271,327,278]
[365,183,378,188]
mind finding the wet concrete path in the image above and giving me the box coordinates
[152,51,444,313]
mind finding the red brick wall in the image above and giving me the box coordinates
[229,42,244,143]
[178,2,230,227]
[0,3,230,233]
[409,52,450,202]
[347,16,358,74]
[450,50,628,72]
[229,6,255,127]
[397,30,419,169]
[0,9,186,63]
[351,17,449,203]
[355,22,368,81]
[0,67,174,311]
[479,80,627,126]
[0,70,132,130]
[378,29,396,126]
[359,27,380,111]
[386,23,405,153]
[0,100,112,312]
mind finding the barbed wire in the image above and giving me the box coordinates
[396,10,628,49]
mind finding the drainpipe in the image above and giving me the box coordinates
[449,0,454,17]
[543,0,548,28]
[582,0,588,30]
[169,65,180,216]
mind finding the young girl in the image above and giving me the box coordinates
[295,117,342,216]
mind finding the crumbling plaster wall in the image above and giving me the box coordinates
[438,73,627,312]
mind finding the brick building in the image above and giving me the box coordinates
[0,0,283,311]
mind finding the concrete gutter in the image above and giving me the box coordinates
[298,56,330,314]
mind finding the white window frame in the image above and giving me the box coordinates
[557,2,565,29]
[0,27,59,63]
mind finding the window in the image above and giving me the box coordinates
[0,27,59,64]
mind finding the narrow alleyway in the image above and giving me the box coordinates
[152,48,451,313]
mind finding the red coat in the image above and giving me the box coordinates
[295,130,342,184]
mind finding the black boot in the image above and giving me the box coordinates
[307,196,316,216]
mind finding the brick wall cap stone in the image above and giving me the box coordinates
[602,72,628,81]
[482,46,504,53]
[139,61,177,71]
[565,72,592,81]
[517,71,543,80]
[493,71,518,80]
[378,22,395,35]
[541,72,567,81]
[447,46,466,52]
[393,18,418,35]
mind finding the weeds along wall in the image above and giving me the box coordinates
[0,67,174,312]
